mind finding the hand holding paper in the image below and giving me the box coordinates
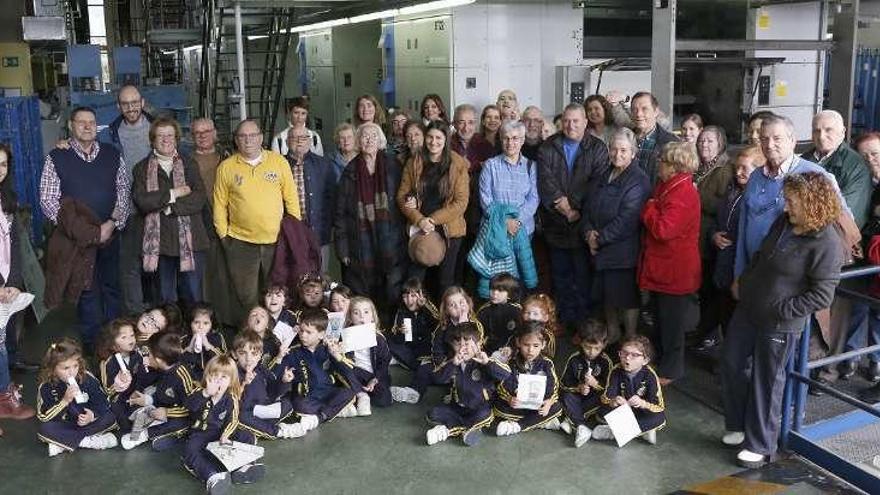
[604,402,642,447]
[341,323,378,353]
[515,373,547,411]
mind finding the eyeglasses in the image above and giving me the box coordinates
[502,136,524,142]
[236,133,262,141]
[119,100,142,109]
[192,129,215,136]
[619,350,644,359]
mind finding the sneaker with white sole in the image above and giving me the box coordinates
[426,425,449,445]
[560,419,574,435]
[541,418,562,431]
[277,422,307,439]
[121,430,148,450]
[231,462,266,484]
[300,414,320,431]
[79,433,117,450]
[48,443,65,457]
[496,420,521,437]
[736,449,766,468]
[591,424,614,441]
[206,472,231,495]
[574,425,592,448]
[338,404,358,418]
[356,393,372,416]
[390,386,420,404]
[722,431,745,446]
[642,429,657,445]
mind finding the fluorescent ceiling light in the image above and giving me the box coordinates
[290,0,475,34]
[398,0,474,15]
[290,18,350,33]
[349,10,398,24]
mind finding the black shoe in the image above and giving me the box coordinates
[866,361,880,382]
[858,383,880,403]
[231,463,266,484]
[839,360,857,380]
[694,337,721,352]
[809,377,829,397]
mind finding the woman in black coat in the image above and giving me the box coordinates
[582,128,650,342]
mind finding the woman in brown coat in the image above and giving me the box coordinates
[397,121,469,296]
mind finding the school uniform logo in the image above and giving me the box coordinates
[471,368,482,381]
[506,320,517,331]
[322,360,331,371]
[165,387,176,398]
[636,382,647,397]
[219,411,227,421]
[234,174,244,187]
[264,171,280,183]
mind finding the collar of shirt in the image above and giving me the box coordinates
[239,150,265,167]
[69,138,100,162]
[812,143,841,164]
[637,126,658,147]
[763,154,796,179]
[502,153,526,167]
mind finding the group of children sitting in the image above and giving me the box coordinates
[34,273,666,493]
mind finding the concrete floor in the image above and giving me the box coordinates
[0,306,762,494]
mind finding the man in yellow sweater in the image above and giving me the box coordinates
[214,119,301,318]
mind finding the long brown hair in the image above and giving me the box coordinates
[96,318,137,361]
[39,338,87,384]
[419,121,454,201]
[0,143,19,213]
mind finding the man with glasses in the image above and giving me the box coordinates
[40,106,131,351]
[520,106,545,161]
[214,119,301,321]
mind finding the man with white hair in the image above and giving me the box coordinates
[520,106,545,160]
[802,110,871,227]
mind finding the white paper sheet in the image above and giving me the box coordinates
[341,323,378,353]
[326,311,346,341]
[67,376,88,404]
[604,402,642,447]
[207,441,265,472]
[0,292,34,328]
[403,318,413,342]
[515,373,547,411]
[114,352,128,372]
[272,321,296,348]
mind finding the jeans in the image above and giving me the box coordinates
[0,331,9,389]
[158,251,206,305]
[547,246,591,324]
[844,302,880,362]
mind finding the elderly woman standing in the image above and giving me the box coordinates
[639,142,701,384]
[583,128,651,342]
[479,120,539,238]
[334,123,406,311]
[397,121,469,296]
[132,117,209,305]
[733,172,843,468]
[328,123,358,182]
[496,89,519,121]
[398,121,426,167]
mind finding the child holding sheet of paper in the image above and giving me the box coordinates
[493,322,563,436]
[426,323,510,447]
[97,318,144,433]
[183,355,265,494]
[264,285,298,340]
[560,319,614,448]
[344,296,391,415]
[594,336,666,445]
[182,304,228,380]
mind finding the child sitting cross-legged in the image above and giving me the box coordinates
[559,319,614,448]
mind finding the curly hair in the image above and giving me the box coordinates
[660,141,699,174]
[585,94,614,127]
[783,172,841,233]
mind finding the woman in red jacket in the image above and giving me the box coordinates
[639,142,702,384]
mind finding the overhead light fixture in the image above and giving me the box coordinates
[398,0,474,16]
[290,18,350,33]
[290,0,475,34]
[348,10,399,24]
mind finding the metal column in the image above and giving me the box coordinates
[234,1,247,120]
[651,0,676,119]
[828,0,860,136]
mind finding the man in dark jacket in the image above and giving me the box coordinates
[630,92,678,184]
[537,103,609,326]
[286,127,337,272]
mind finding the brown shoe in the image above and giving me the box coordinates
[0,383,35,420]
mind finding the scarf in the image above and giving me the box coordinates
[142,151,195,273]
[354,153,399,273]
[694,155,721,184]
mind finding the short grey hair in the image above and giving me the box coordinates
[761,114,796,138]
[609,127,637,150]
[192,117,215,129]
[453,103,477,122]
[501,120,526,137]
[813,109,845,130]
[563,103,586,117]
[522,105,543,119]
[333,122,355,142]
[355,122,388,150]
[699,125,728,152]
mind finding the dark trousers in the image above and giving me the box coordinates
[548,246,591,324]
[721,308,758,432]
[4,316,18,371]
[77,235,122,348]
[148,417,191,441]
[409,237,463,301]
[427,403,493,437]
[598,403,666,431]
[119,222,145,315]
[292,387,356,422]
[223,237,274,322]
[743,331,800,457]
[651,292,699,380]
[493,400,563,431]
[184,429,254,481]
[562,391,603,426]
[844,302,880,362]
[387,342,421,371]
[38,411,117,451]
[157,251,206,306]
[412,361,438,396]
[352,366,392,407]
[238,398,295,439]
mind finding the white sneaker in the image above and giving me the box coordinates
[356,393,372,416]
[722,431,745,446]
[48,443,65,457]
[121,430,148,450]
[390,386,420,404]
[541,418,562,431]
[79,433,117,450]
[642,429,657,445]
[426,425,449,445]
[442,393,452,404]
[560,419,574,435]
[496,420,521,437]
[575,425,592,448]
[736,449,766,468]
[277,422,307,439]
[300,414,320,431]
[591,424,614,441]
[338,404,358,418]
[206,472,231,495]
[389,357,400,367]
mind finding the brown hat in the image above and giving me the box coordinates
[408,231,446,267]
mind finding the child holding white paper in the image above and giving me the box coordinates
[97,318,145,433]
[388,278,440,371]
[328,284,353,314]
[264,284,297,326]
[182,304,228,380]
[594,336,666,445]
[37,338,118,457]
[183,355,265,494]
[344,296,392,415]
[243,306,284,368]
[494,322,563,436]
[560,319,614,448]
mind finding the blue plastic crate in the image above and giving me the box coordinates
[0,96,45,243]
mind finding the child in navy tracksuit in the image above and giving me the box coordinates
[182,303,228,380]
[388,278,439,403]
[244,306,284,368]
[345,296,392,415]
[328,284,353,315]
[37,338,118,457]
[183,355,266,494]
[273,308,358,436]
[560,319,613,448]
[426,322,510,447]
[97,318,144,433]
[494,322,563,436]
[264,284,298,334]
[121,331,199,451]
[594,335,666,445]
[477,273,523,354]
[233,330,302,440]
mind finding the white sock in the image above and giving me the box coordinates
[254,402,282,419]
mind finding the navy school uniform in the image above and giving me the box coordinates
[99,351,146,432]
[493,355,563,430]
[387,301,440,370]
[410,318,486,397]
[147,363,199,441]
[476,302,522,354]
[427,358,511,438]
[183,391,254,482]
[135,337,163,390]
[237,364,295,440]
[560,351,614,427]
[182,331,228,380]
[273,343,357,422]
[347,332,392,407]
[261,332,283,369]
[270,308,298,329]
[599,365,666,432]
[37,373,118,452]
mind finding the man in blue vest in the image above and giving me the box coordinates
[40,106,131,349]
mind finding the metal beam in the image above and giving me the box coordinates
[235,1,247,120]
[651,0,676,118]
[828,0,859,136]
[676,39,834,51]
